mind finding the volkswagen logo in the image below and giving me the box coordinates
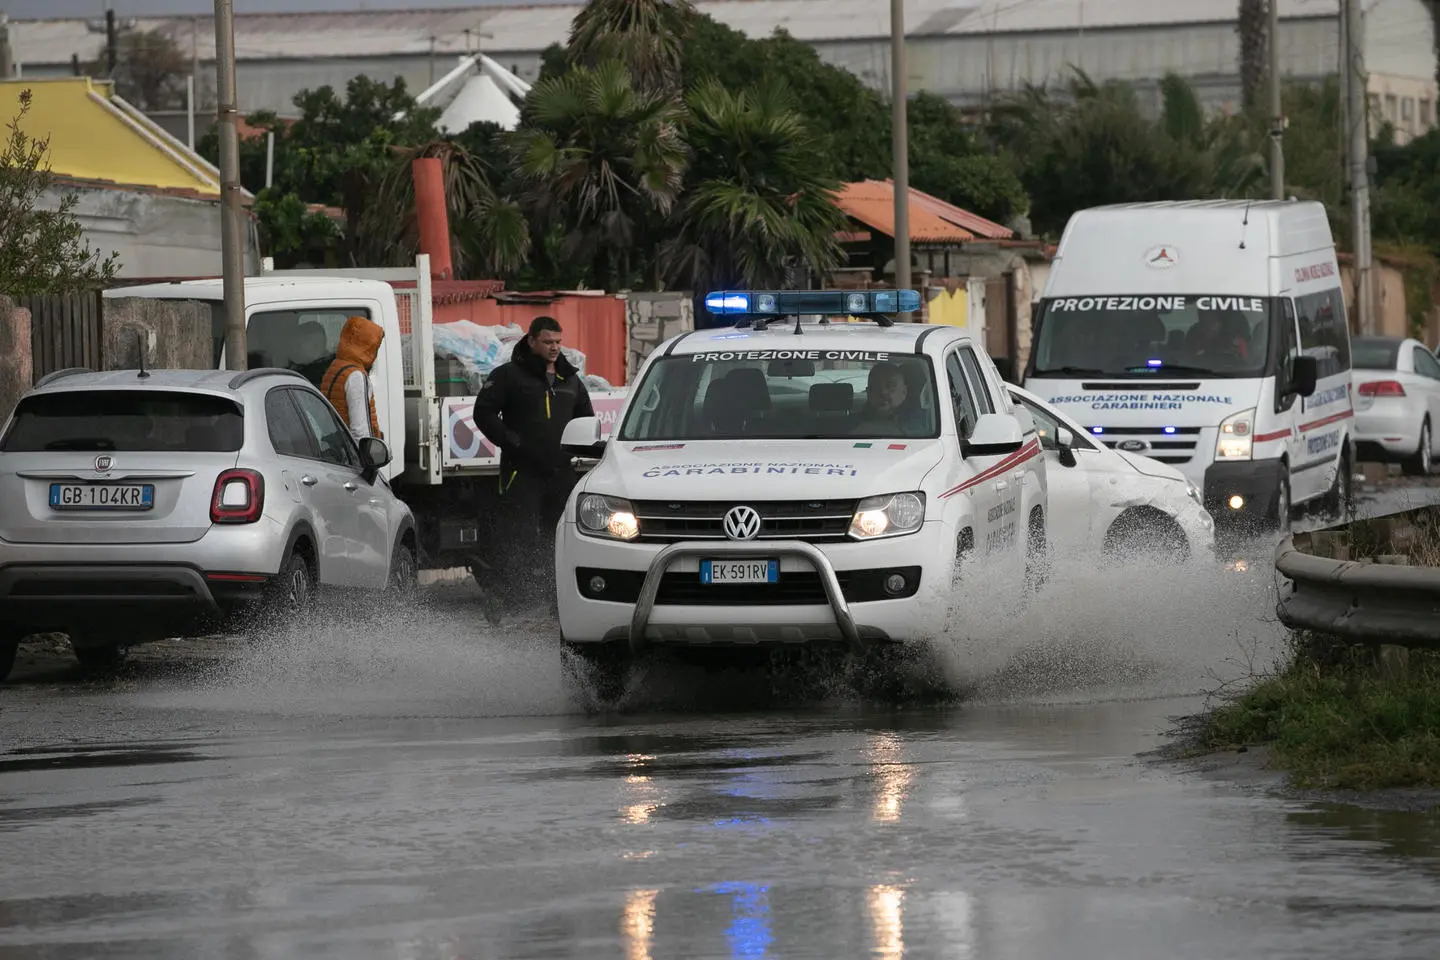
[722,505,762,541]
[94,455,113,472]
[1117,439,1149,453]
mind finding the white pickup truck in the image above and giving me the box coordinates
[107,255,628,580]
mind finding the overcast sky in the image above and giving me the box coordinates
[2,0,572,18]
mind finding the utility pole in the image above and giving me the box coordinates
[215,0,247,370]
[1344,0,1374,334]
[890,0,912,319]
[1268,0,1285,199]
[0,15,13,80]
[105,8,118,76]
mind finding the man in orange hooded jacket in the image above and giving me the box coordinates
[321,315,384,441]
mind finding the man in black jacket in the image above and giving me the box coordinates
[472,315,594,610]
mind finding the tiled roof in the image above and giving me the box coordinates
[833,179,1014,244]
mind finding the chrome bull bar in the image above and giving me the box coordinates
[628,540,862,656]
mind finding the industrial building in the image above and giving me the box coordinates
[3,0,1435,142]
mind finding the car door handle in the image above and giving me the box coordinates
[343,481,359,492]
[994,480,1009,492]
[300,475,318,487]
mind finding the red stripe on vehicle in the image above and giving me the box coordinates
[1254,428,1290,443]
[940,438,1042,499]
[1300,409,1353,432]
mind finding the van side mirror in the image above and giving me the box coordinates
[358,436,391,483]
[964,413,1025,458]
[561,416,606,457]
[1289,355,1319,398]
[1055,426,1078,468]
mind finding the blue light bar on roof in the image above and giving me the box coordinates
[703,289,921,317]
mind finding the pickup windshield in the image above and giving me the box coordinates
[1030,294,1277,379]
[617,351,940,441]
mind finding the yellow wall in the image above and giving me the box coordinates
[0,78,219,197]
[926,286,968,328]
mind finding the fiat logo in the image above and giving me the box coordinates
[94,455,113,472]
[722,505,762,541]
[1117,439,1149,452]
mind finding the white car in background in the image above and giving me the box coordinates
[1351,336,1440,476]
[1006,384,1215,562]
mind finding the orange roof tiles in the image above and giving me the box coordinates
[832,179,1014,244]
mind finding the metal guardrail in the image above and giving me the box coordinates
[1274,508,1440,646]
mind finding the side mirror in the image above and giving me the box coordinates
[964,412,1025,458]
[1055,426,1078,468]
[1289,355,1319,398]
[561,416,606,457]
[358,436,391,483]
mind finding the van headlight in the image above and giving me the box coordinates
[1215,408,1255,461]
[577,494,640,541]
[849,492,926,540]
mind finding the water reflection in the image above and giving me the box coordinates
[1288,803,1440,867]
[621,752,663,825]
[622,888,659,960]
[867,733,913,823]
[713,882,773,958]
[868,884,905,960]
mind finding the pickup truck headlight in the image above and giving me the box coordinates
[1215,408,1256,462]
[849,492,926,540]
[577,494,640,541]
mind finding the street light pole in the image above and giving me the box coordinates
[1268,0,1285,199]
[215,0,247,370]
[890,0,912,318]
[1344,0,1374,334]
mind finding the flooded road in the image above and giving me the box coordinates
[2,477,1439,959]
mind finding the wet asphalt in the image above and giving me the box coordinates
[2,478,1439,959]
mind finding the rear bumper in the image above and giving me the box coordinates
[1354,403,1421,458]
[0,563,271,636]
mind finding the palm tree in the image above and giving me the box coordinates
[358,139,530,279]
[1238,0,1268,109]
[514,60,688,290]
[662,80,847,293]
[567,0,696,94]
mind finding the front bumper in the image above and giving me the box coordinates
[556,522,952,650]
[1203,458,1286,532]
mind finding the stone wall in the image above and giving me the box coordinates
[623,292,694,382]
[102,297,212,371]
[0,295,33,423]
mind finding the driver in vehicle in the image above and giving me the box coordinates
[853,361,928,436]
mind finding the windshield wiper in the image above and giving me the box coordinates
[1032,366,1111,376]
[1123,363,1217,376]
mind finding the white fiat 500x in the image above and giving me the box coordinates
[553,289,1050,697]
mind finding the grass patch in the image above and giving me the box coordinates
[1189,634,1440,790]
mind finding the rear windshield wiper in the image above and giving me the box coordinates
[43,438,118,451]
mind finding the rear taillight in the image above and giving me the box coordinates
[211,469,264,524]
[1358,380,1406,397]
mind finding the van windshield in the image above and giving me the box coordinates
[1030,294,1276,379]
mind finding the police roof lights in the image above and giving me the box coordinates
[704,289,921,327]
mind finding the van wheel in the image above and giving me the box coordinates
[1273,475,1293,535]
[73,641,127,671]
[1321,446,1354,521]
[1403,419,1431,477]
[0,629,20,683]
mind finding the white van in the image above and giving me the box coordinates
[1022,200,1354,538]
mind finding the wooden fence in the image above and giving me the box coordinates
[18,291,104,382]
